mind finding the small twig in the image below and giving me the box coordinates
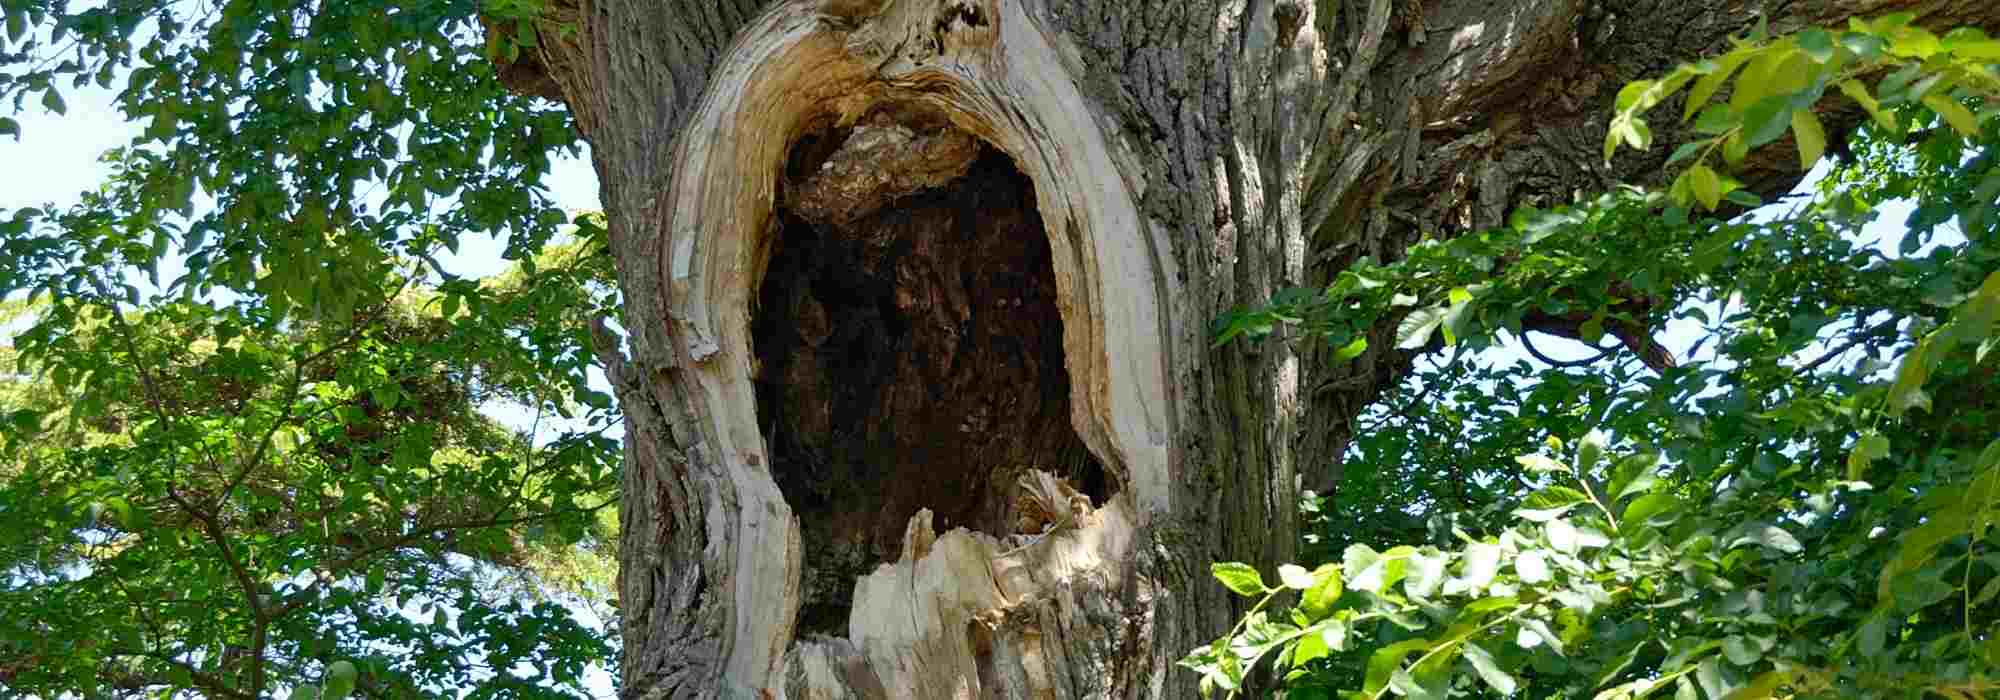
[1799,317,1900,374]
[1519,331,1613,368]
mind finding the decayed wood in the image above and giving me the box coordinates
[756,136,1105,636]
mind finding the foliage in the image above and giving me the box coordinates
[0,0,628,696]
[0,0,574,319]
[1607,14,2000,217]
[0,198,622,697]
[1192,17,2000,699]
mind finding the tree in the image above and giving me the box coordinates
[0,217,623,697]
[5,1,2000,698]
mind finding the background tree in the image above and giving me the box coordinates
[0,174,623,697]
[6,0,2000,698]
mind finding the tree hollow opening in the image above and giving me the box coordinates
[752,111,1108,635]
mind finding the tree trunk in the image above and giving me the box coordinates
[493,0,2000,697]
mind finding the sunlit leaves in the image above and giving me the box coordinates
[1789,109,1827,169]
[0,245,621,697]
[1212,562,1271,597]
[1606,17,1999,211]
[0,0,583,326]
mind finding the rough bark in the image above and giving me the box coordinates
[492,0,2000,697]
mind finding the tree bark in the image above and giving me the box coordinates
[494,0,2000,697]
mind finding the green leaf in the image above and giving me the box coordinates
[1887,339,1933,417]
[41,89,66,116]
[1292,626,1331,666]
[1605,119,1635,162]
[1278,564,1314,590]
[1666,141,1706,166]
[1455,543,1502,592]
[1524,485,1589,509]
[1334,335,1368,360]
[1365,638,1434,694]
[1623,493,1683,528]
[1722,636,1762,667]
[1211,562,1269,597]
[1849,432,1890,480]
[1724,190,1764,207]
[1689,164,1723,211]
[1971,575,2000,607]
[1624,118,1653,150]
[1790,109,1826,170]
[288,686,321,700]
[1739,95,1794,149]
[1396,306,1448,349]
[1321,618,1350,652]
[1517,454,1567,474]
[1515,617,1565,655]
[1730,48,1787,111]
[1610,453,1660,500]
[1516,550,1551,583]
[1577,430,1607,473]
[1921,93,1980,137]
[1300,564,1344,617]
[1615,80,1655,113]
[1796,28,1835,62]
[1405,551,1447,599]
[323,661,358,700]
[1722,132,1750,165]
[1694,104,1740,135]
[1686,49,1752,120]
[1838,80,1900,133]
[1858,613,1890,657]
[1462,642,1518,695]
[1717,671,1786,700]
[1546,519,1580,555]
[1945,36,2000,59]
[1350,547,1411,593]
[1730,524,1802,554]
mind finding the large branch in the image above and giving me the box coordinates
[1292,0,2000,489]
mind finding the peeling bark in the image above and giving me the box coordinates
[493,0,2000,697]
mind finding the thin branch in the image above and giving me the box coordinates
[1799,317,1901,375]
[1518,331,1614,368]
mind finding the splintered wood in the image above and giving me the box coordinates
[787,113,982,229]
